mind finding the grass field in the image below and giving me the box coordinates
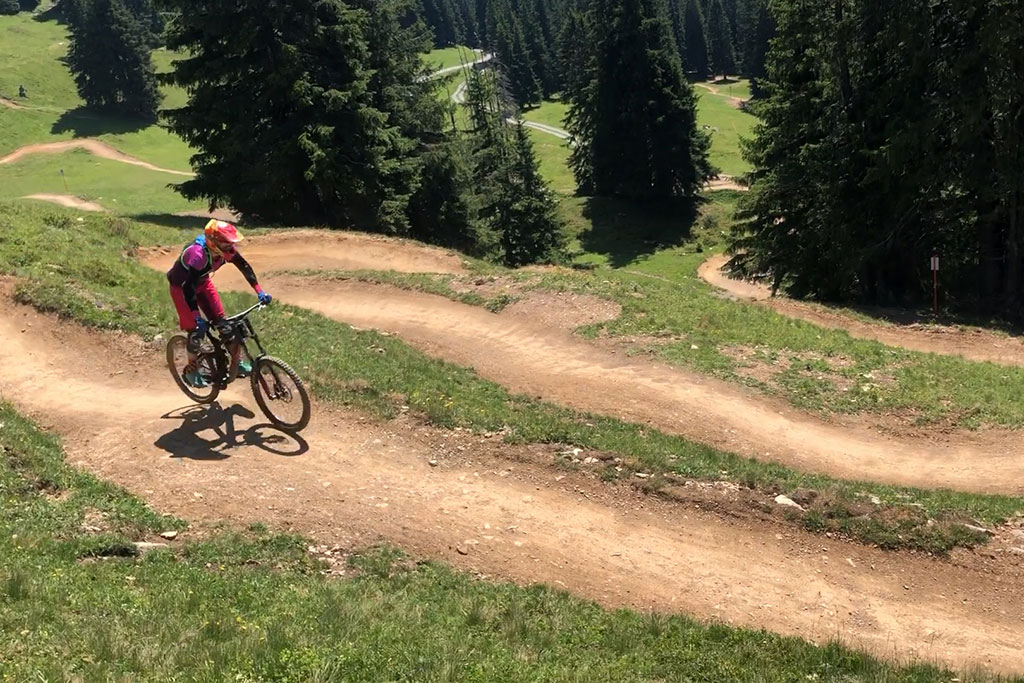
[522,99,570,130]
[425,45,479,71]
[696,87,756,177]
[0,14,195,176]
[1,400,979,682]
[706,77,753,100]
[0,150,203,215]
[528,127,574,193]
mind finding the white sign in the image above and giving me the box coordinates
[930,256,939,271]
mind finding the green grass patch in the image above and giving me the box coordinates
[3,200,1023,555]
[0,150,202,215]
[0,14,196,175]
[705,77,753,101]
[528,127,574,193]
[424,45,479,72]
[0,13,79,111]
[696,89,756,176]
[522,99,570,131]
[0,402,988,681]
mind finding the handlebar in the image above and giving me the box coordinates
[223,301,267,324]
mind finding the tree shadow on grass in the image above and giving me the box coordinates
[50,106,153,137]
[155,402,309,461]
[576,195,700,268]
[133,213,208,231]
[133,210,244,231]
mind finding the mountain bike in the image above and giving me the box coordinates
[166,302,311,432]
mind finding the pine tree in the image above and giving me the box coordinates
[498,122,567,266]
[0,0,20,15]
[567,0,712,203]
[464,69,566,265]
[706,0,736,78]
[66,0,161,120]
[422,0,463,45]
[492,10,542,107]
[666,0,687,61]
[556,0,589,95]
[681,0,710,79]
[745,0,774,95]
[408,140,481,253]
[161,0,440,232]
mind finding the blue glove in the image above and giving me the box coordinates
[257,290,273,305]
[194,314,209,335]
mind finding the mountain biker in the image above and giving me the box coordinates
[167,219,272,388]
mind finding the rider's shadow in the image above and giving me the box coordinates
[155,403,309,460]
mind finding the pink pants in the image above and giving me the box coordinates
[170,279,226,331]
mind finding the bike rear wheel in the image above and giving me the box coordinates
[166,334,221,404]
[251,356,310,432]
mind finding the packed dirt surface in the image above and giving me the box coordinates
[140,238,1024,495]
[148,229,466,276]
[22,193,107,212]
[700,254,1024,368]
[0,139,193,176]
[0,96,24,109]
[705,175,747,192]
[3,294,1024,675]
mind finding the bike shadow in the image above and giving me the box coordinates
[155,402,309,460]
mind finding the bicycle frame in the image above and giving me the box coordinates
[203,302,270,388]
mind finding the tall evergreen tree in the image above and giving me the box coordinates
[681,0,710,79]
[161,0,442,232]
[464,69,566,265]
[666,0,687,61]
[566,0,712,203]
[66,0,161,120]
[492,10,542,107]
[745,0,774,95]
[733,0,1024,318]
[706,0,736,77]
[421,0,463,45]
[499,122,567,265]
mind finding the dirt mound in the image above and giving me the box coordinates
[143,229,466,277]
[0,139,193,177]
[700,254,1024,368]
[151,248,1023,496]
[22,193,106,212]
[141,237,1024,494]
[2,294,1024,674]
[501,290,621,329]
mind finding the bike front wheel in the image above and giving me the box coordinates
[166,334,221,404]
[251,356,310,432]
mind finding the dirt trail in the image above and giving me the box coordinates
[142,238,1024,495]
[700,254,1024,368]
[0,139,193,177]
[22,193,107,212]
[0,97,24,109]
[2,295,1024,675]
[705,176,747,192]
